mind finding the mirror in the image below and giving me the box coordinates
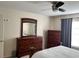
[21,18,37,37]
[23,23,35,36]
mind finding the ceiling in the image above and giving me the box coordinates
[0,1,79,16]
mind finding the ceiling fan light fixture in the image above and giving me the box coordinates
[51,1,65,12]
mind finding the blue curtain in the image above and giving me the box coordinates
[61,18,72,48]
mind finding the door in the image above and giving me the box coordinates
[0,15,4,57]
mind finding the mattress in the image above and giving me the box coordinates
[32,46,79,58]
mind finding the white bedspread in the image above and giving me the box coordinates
[32,46,79,58]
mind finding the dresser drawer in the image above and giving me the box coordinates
[47,30,61,48]
[16,36,43,57]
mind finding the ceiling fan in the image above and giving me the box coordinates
[51,1,65,12]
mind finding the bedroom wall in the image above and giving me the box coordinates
[0,8,50,57]
[59,13,79,19]
[49,13,79,31]
[49,16,61,30]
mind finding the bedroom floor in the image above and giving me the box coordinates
[71,46,79,51]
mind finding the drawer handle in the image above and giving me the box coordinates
[29,46,36,50]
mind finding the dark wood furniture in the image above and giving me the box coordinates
[16,36,42,58]
[47,30,61,48]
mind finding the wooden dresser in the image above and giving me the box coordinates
[47,30,61,48]
[16,36,42,58]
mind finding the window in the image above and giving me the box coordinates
[72,18,79,47]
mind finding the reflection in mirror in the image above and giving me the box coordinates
[23,23,35,36]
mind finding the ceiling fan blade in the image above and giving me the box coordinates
[56,1,64,8]
[58,8,65,12]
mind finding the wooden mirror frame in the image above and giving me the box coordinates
[21,18,37,37]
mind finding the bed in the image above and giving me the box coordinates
[31,46,79,58]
